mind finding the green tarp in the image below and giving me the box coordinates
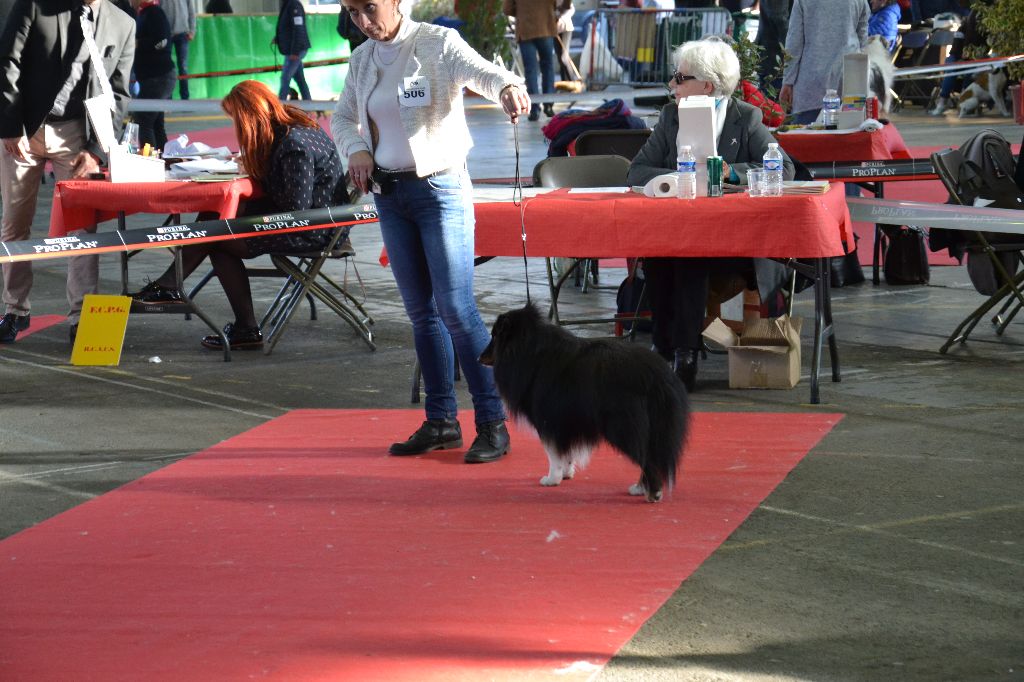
[181,13,351,100]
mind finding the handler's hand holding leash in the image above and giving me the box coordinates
[500,84,531,123]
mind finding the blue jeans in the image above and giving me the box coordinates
[374,169,506,425]
[279,50,311,100]
[171,33,190,99]
[519,37,556,113]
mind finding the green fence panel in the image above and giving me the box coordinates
[183,13,351,101]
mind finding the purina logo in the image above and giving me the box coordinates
[156,225,192,234]
[263,213,295,223]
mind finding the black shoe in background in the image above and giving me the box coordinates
[527,107,541,122]
[543,103,555,118]
[673,348,698,393]
[389,419,463,456]
[0,313,30,343]
[131,281,186,305]
[464,420,510,463]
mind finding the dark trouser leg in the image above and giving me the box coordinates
[644,257,675,354]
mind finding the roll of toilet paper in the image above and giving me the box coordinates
[643,173,679,198]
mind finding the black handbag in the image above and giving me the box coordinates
[883,225,930,285]
[830,234,865,288]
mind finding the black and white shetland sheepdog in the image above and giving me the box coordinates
[479,304,689,502]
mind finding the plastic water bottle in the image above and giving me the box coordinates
[762,142,784,197]
[822,88,841,129]
[676,145,697,200]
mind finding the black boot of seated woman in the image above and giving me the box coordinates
[673,348,698,392]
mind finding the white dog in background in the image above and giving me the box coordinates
[864,35,895,114]
[958,69,1011,118]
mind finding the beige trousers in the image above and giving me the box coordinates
[1,119,99,322]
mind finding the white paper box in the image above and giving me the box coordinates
[109,145,165,184]
[676,96,718,196]
[838,53,870,129]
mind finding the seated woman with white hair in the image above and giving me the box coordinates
[626,36,796,392]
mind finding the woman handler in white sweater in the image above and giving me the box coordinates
[332,0,530,463]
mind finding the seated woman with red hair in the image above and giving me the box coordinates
[131,80,350,351]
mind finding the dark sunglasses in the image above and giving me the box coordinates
[671,72,698,85]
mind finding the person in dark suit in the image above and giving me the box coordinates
[626,37,796,391]
[0,0,135,344]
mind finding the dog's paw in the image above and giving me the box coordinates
[628,483,646,496]
[540,474,562,486]
[562,464,575,480]
[645,489,663,503]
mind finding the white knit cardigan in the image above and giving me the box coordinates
[331,22,524,177]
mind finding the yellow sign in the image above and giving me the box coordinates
[70,294,131,366]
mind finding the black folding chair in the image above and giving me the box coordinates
[891,29,934,108]
[930,148,1024,352]
[531,154,633,327]
[572,129,652,161]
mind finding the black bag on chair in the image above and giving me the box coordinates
[883,225,930,285]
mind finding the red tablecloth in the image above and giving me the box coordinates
[49,178,257,237]
[473,186,853,259]
[775,124,912,164]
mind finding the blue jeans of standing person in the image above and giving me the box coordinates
[279,50,311,100]
[170,33,190,99]
[374,169,506,426]
[519,36,556,115]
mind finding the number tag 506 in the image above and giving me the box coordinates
[400,77,431,107]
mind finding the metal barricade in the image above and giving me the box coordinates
[580,8,734,90]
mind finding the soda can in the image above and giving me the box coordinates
[866,96,879,120]
[706,156,723,197]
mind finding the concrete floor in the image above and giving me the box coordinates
[1,99,1022,681]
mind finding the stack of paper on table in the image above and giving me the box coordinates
[781,181,831,195]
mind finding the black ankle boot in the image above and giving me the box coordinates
[543,103,555,117]
[389,419,463,456]
[464,420,510,463]
[673,349,698,393]
[527,107,541,121]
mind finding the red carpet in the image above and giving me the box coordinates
[0,409,840,681]
[0,314,65,345]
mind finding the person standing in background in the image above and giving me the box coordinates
[780,0,868,124]
[503,0,570,121]
[161,0,193,99]
[756,0,792,91]
[204,0,232,13]
[275,0,311,100]
[131,0,175,150]
[869,0,902,52]
[0,0,135,344]
[555,1,574,83]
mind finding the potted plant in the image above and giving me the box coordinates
[455,0,512,65]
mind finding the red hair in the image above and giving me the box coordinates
[221,80,317,186]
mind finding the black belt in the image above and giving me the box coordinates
[374,167,455,182]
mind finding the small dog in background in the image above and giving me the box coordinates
[479,304,689,502]
[957,68,1011,118]
[864,35,895,114]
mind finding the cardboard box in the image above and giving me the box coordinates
[838,52,869,129]
[702,315,803,389]
[109,145,165,184]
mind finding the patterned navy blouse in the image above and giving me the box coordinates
[245,124,349,256]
